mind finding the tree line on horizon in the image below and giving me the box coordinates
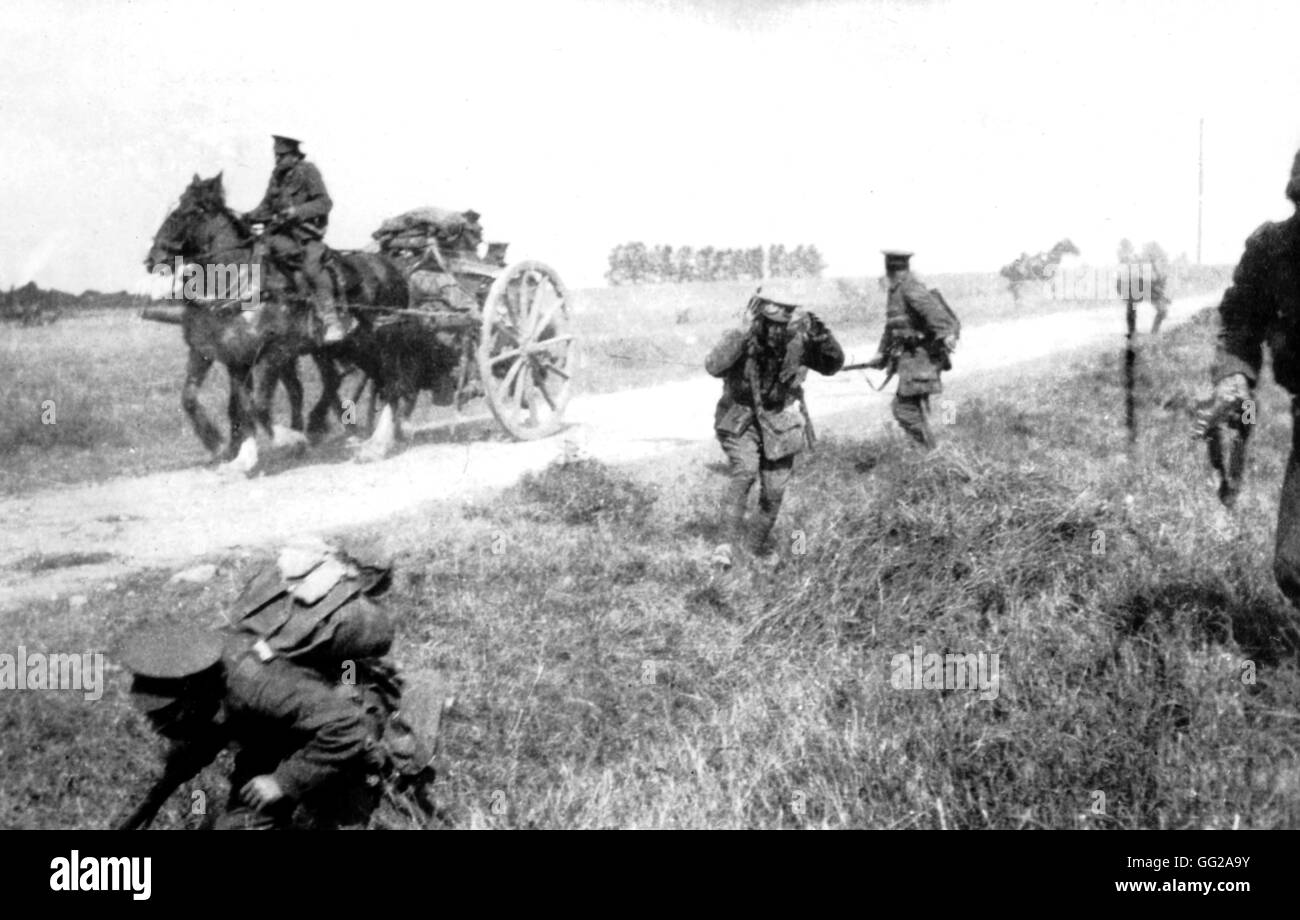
[0,281,149,325]
[605,243,826,285]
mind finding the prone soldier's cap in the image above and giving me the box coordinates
[463,210,481,222]
[272,135,302,155]
[882,250,913,270]
[1287,149,1300,204]
[117,624,225,712]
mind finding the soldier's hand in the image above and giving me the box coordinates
[241,775,286,810]
[282,205,297,220]
[803,311,829,338]
[941,334,958,354]
[1194,373,1252,440]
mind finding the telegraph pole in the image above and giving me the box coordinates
[1197,117,1204,266]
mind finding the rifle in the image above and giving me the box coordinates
[798,394,817,450]
[1194,395,1251,508]
[114,737,221,830]
[842,347,901,391]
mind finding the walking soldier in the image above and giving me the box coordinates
[706,283,844,563]
[863,250,959,449]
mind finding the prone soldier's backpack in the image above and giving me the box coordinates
[228,541,394,674]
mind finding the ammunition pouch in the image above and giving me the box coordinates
[756,403,808,461]
[714,400,754,436]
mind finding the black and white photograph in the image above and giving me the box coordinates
[0,0,1292,890]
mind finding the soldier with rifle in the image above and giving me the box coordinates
[705,281,844,565]
[1196,149,1300,609]
[845,250,959,449]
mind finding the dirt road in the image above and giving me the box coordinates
[0,292,1221,610]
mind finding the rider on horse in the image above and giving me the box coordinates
[245,135,347,344]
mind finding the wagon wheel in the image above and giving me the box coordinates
[477,260,575,440]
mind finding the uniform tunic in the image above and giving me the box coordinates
[155,643,381,830]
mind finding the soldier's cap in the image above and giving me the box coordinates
[751,281,803,321]
[272,135,302,155]
[882,250,913,268]
[463,209,481,222]
[117,624,226,712]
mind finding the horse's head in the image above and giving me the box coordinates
[145,173,243,272]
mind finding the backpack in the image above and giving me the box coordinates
[928,288,960,370]
[228,544,394,673]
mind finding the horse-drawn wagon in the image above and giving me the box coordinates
[348,207,577,441]
[143,177,578,473]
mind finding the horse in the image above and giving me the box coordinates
[145,173,434,472]
[999,238,1080,302]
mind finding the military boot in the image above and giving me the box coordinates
[313,278,347,344]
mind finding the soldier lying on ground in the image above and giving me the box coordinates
[706,282,844,565]
[115,538,438,830]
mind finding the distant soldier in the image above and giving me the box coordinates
[1201,149,1300,609]
[459,210,484,257]
[863,250,959,449]
[245,135,345,343]
[706,282,844,563]
[1141,242,1172,334]
[115,540,438,830]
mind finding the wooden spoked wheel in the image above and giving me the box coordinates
[476,261,575,440]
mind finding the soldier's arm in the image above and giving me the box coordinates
[244,177,279,223]
[254,668,371,801]
[1212,224,1277,385]
[705,328,748,377]
[288,163,333,223]
[902,280,958,339]
[799,315,845,376]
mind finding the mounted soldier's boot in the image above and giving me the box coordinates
[307,268,347,344]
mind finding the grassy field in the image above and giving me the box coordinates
[0,268,1229,495]
[4,302,1298,829]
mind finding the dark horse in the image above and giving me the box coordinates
[146,174,459,471]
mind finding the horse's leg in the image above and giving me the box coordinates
[307,353,342,443]
[259,357,308,454]
[356,366,404,463]
[281,360,305,433]
[223,365,246,461]
[357,399,398,463]
[181,349,224,460]
[222,363,261,475]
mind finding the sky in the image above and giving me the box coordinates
[2,0,1300,293]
